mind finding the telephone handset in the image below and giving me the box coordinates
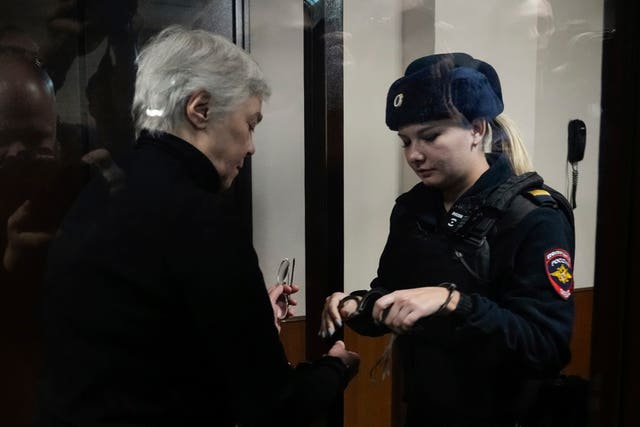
[567,119,586,209]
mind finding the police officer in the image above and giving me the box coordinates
[320,53,575,427]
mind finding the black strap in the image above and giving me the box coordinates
[483,171,544,212]
[445,172,546,246]
[446,173,574,284]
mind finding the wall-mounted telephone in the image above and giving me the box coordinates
[567,119,586,209]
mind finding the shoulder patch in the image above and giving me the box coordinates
[526,189,557,207]
[528,189,550,197]
[544,249,573,299]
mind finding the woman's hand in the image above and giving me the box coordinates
[372,286,458,334]
[327,339,360,380]
[319,292,361,338]
[267,282,300,333]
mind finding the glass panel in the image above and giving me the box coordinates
[0,0,621,425]
[341,0,603,425]
[250,0,308,318]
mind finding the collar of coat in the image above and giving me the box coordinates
[396,153,514,227]
[136,130,222,193]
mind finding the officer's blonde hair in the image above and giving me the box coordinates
[484,114,534,175]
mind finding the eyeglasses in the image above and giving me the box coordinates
[275,257,295,320]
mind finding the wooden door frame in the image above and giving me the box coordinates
[303,0,345,425]
[589,0,640,426]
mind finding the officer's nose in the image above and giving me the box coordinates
[406,143,425,163]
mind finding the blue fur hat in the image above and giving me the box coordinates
[385,52,504,130]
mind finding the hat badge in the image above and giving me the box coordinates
[393,93,404,107]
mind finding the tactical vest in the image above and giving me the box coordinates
[443,171,575,283]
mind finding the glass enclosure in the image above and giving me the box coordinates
[0,1,633,426]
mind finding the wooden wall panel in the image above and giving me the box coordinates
[280,319,393,426]
[280,316,307,364]
[343,329,393,427]
[563,287,593,379]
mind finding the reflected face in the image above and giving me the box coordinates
[205,96,263,190]
[398,120,479,191]
[0,60,57,217]
[0,63,57,165]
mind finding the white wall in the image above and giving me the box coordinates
[434,0,539,159]
[533,0,602,287]
[400,1,539,194]
[250,0,307,313]
[343,0,404,294]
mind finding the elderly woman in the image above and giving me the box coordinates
[321,53,575,427]
[37,26,358,427]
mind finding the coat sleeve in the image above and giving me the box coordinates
[169,197,349,426]
[451,206,575,376]
[343,284,391,337]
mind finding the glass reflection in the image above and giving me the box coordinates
[0,1,240,425]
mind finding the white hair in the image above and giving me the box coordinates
[132,25,271,136]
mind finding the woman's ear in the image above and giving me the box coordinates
[470,119,487,148]
[185,90,212,130]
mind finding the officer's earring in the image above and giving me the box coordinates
[470,131,481,150]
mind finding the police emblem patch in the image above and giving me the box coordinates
[544,249,573,299]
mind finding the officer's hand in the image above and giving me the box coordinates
[319,292,361,338]
[372,286,457,334]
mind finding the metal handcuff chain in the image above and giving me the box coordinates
[337,294,363,318]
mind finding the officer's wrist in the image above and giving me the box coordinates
[434,282,457,316]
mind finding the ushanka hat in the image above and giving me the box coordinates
[385,52,504,130]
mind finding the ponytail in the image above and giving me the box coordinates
[488,114,534,175]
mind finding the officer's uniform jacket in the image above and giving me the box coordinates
[347,154,575,422]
